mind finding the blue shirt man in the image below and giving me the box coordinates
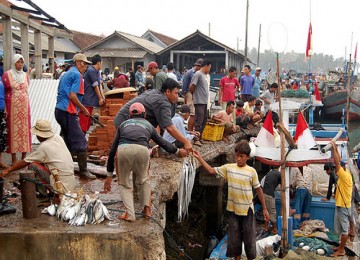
[240,65,255,102]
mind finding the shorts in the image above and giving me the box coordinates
[264,194,276,223]
[335,206,351,235]
[184,92,195,115]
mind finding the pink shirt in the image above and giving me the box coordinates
[213,110,233,124]
[219,76,240,102]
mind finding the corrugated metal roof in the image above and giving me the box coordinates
[13,30,80,53]
[82,48,146,58]
[29,79,60,143]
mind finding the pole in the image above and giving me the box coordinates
[244,0,249,66]
[276,52,288,255]
[208,23,211,37]
[257,24,261,67]
[20,171,38,219]
[346,54,352,126]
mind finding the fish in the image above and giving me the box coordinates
[41,204,57,216]
[101,203,112,220]
[93,199,104,224]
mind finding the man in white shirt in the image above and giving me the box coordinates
[166,62,178,81]
[0,119,76,195]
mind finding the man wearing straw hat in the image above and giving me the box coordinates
[0,119,76,195]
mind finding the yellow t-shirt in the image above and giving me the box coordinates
[215,163,260,215]
[335,167,352,208]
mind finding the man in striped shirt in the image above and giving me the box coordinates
[193,141,269,260]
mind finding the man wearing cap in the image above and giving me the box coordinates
[105,103,187,221]
[252,67,262,98]
[189,59,211,136]
[147,61,167,90]
[163,104,201,147]
[55,53,96,180]
[182,59,202,131]
[114,78,193,152]
[79,54,105,134]
[135,65,145,93]
[113,66,120,79]
[0,119,76,194]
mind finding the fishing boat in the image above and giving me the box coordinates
[321,69,360,121]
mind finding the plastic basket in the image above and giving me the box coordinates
[202,122,225,141]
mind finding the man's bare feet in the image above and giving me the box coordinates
[331,250,345,257]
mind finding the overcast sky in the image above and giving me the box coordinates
[29,0,360,59]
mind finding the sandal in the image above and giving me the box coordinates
[118,211,135,222]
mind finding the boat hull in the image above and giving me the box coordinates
[323,89,360,121]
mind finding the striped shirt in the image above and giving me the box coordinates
[215,163,260,216]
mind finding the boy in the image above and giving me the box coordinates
[193,141,269,260]
[235,100,250,129]
[211,100,239,142]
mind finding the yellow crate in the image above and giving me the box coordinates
[202,122,225,141]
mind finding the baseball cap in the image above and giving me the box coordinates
[340,161,346,167]
[179,104,190,114]
[31,119,54,138]
[114,66,119,70]
[256,67,262,71]
[147,61,158,71]
[73,53,92,65]
[194,59,203,67]
[129,102,145,116]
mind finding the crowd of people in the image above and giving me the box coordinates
[0,53,358,259]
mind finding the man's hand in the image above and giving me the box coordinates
[99,98,105,106]
[263,208,270,222]
[81,107,90,117]
[321,197,329,202]
[192,150,201,160]
[190,131,200,137]
[0,169,9,178]
[177,148,188,158]
[183,140,193,152]
[103,176,112,193]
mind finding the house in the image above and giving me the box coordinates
[82,30,164,74]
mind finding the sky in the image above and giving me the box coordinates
[26,0,360,59]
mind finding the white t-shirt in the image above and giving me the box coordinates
[167,72,178,81]
[25,134,75,193]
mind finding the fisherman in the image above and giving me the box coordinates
[292,166,312,229]
[79,54,105,134]
[330,141,353,257]
[163,104,201,147]
[147,61,167,90]
[262,166,281,234]
[0,119,76,194]
[193,141,269,260]
[260,82,278,112]
[252,67,262,98]
[218,66,240,110]
[104,103,187,221]
[235,100,251,129]
[239,65,254,102]
[211,100,239,142]
[182,58,203,131]
[113,78,193,152]
[55,53,96,179]
[190,59,211,138]
[321,163,337,202]
[135,65,145,93]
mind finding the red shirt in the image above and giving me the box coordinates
[219,76,240,102]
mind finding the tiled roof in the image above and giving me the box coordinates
[147,30,177,46]
[71,30,104,50]
[82,48,147,59]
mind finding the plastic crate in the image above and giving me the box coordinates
[202,122,225,141]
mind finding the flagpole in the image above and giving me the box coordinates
[346,54,352,127]
[276,52,288,256]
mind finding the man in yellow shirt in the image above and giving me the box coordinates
[331,141,352,257]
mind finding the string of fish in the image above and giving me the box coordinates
[177,155,196,222]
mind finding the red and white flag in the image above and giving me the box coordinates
[254,111,275,148]
[354,42,358,61]
[305,22,313,58]
[293,112,317,150]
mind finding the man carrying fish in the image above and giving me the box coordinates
[0,119,76,195]
[104,102,187,222]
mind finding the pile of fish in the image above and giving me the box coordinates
[42,194,112,226]
[177,155,196,222]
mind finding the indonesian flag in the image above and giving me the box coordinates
[313,82,321,101]
[306,22,313,58]
[293,112,317,150]
[254,111,275,148]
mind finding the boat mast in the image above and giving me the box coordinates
[346,54,352,127]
